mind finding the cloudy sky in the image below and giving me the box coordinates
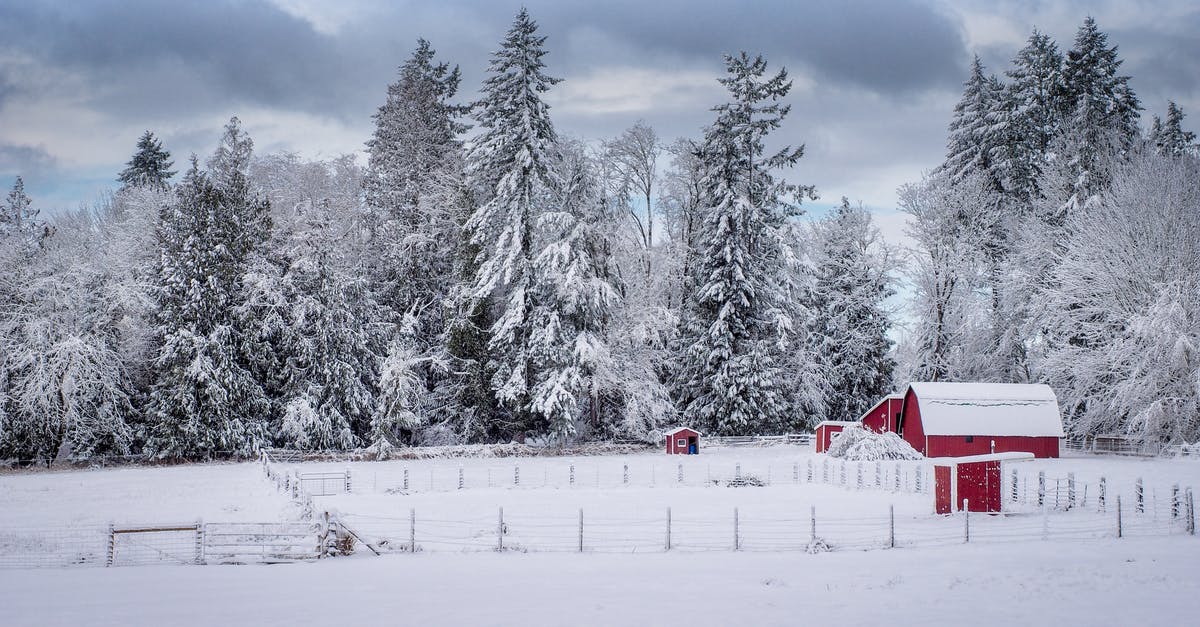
[0,0,1197,246]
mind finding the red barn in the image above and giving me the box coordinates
[859,394,904,433]
[898,382,1064,458]
[933,452,1034,514]
[665,427,700,455]
[814,421,858,453]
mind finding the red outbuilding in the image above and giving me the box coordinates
[897,382,1064,458]
[859,393,904,433]
[665,427,700,455]
[933,452,1034,514]
[814,421,858,453]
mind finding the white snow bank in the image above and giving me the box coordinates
[826,426,923,461]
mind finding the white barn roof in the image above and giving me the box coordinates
[907,382,1065,437]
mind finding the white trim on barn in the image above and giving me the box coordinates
[908,382,1066,438]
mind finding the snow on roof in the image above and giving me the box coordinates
[816,421,861,427]
[907,382,1065,437]
[929,452,1036,465]
[665,426,700,436]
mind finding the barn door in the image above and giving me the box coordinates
[935,466,952,514]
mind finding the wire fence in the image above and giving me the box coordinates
[337,497,1195,556]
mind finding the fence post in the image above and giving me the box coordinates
[497,507,504,552]
[106,523,115,567]
[810,506,817,545]
[793,462,799,484]
[806,459,813,483]
[677,463,683,484]
[666,507,672,551]
[1011,468,1019,502]
[894,463,901,492]
[1067,473,1076,510]
[1135,478,1144,513]
[409,508,416,552]
[915,468,922,493]
[889,505,895,549]
[963,500,970,543]
[1172,484,1180,519]
[403,468,409,492]
[733,507,740,551]
[570,464,575,486]
[875,461,882,488]
[345,468,352,493]
[1037,472,1045,507]
[735,463,742,480]
[1188,489,1195,536]
[320,511,331,558]
[1099,477,1107,513]
[839,461,847,486]
[623,464,629,486]
[195,520,205,565]
[1116,495,1123,538]
[458,466,464,491]
[856,463,863,489]
[822,459,829,483]
[578,508,584,553]
[514,465,520,487]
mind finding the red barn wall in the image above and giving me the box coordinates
[927,436,1059,458]
[816,424,846,453]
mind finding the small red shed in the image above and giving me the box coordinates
[933,452,1034,514]
[898,383,1065,458]
[859,393,904,433]
[814,421,859,453]
[665,427,700,455]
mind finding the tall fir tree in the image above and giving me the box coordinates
[1002,30,1066,202]
[118,131,176,191]
[942,56,1006,192]
[805,199,895,422]
[1150,102,1197,157]
[675,52,813,435]
[463,8,562,438]
[145,161,270,458]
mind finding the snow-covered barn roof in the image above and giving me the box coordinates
[907,382,1065,437]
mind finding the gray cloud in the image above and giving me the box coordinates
[0,142,58,183]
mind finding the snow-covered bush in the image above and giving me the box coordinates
[826,426,922,461]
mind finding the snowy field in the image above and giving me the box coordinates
[1,445,1198,624]
[1,538,1197,626]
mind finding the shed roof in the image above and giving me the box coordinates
[665,426,700,436]
[907,382,1065,437]
[929,452,1036,465]
[816,420,860,428]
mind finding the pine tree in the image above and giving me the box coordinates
[1060,17,1141,196]
[118,131,176,191]
[1002,30,1066,202]
[1150,101,1197,157]
[942,56,1006,192]
[464,8,562,438]
[526,140,620,441]
[675,52,814,435]
[145,161,269,458]
[805,199,895,422]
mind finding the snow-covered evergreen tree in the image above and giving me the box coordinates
[1150,102,1197,157]
[675,52,814,435]
[942,56,1006,192]
[118,131,176,191]
[805,199,896,422]
[145,160,270,459]
[1002,30,1066,202]
[463,8,562,438]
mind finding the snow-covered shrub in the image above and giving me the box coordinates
[826,426,922,461]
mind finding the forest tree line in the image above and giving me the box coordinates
[0,12,1195,462]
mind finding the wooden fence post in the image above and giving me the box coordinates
[963,500,970,543]
[889,505,895,549]
[514,465,520,487]
[677,463,683,484]
[403,468,409,491]
[1011,468,1019,502]
[195,520,205,565]
[1037,472,1045,507]
[1067,473,1076,510]
[623,464,629,486]
[1172,484,1181,519]
[1116,495,1123,538]
[665,507,672,551]
[409,508,416,552]
[733,507,740,551]
[345,468,352,493]
[570,464,575,486]
[856,463,863,489]
[106,523,115,567]
[1099,477,1106,513]
[497,507,504,552]
[810,506,816,545]
[1136,478,1144,513]
[578,509,584,553]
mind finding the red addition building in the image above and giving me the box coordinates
[933,452,1034,514]
[859,393,904,433]
[814,421,859,453]
[665,427,700,455]
[897,382,1065,458]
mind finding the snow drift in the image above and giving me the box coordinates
[826,426,923,461]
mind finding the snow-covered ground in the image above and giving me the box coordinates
[1,537,1197,626]
[0,445,1198,624]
